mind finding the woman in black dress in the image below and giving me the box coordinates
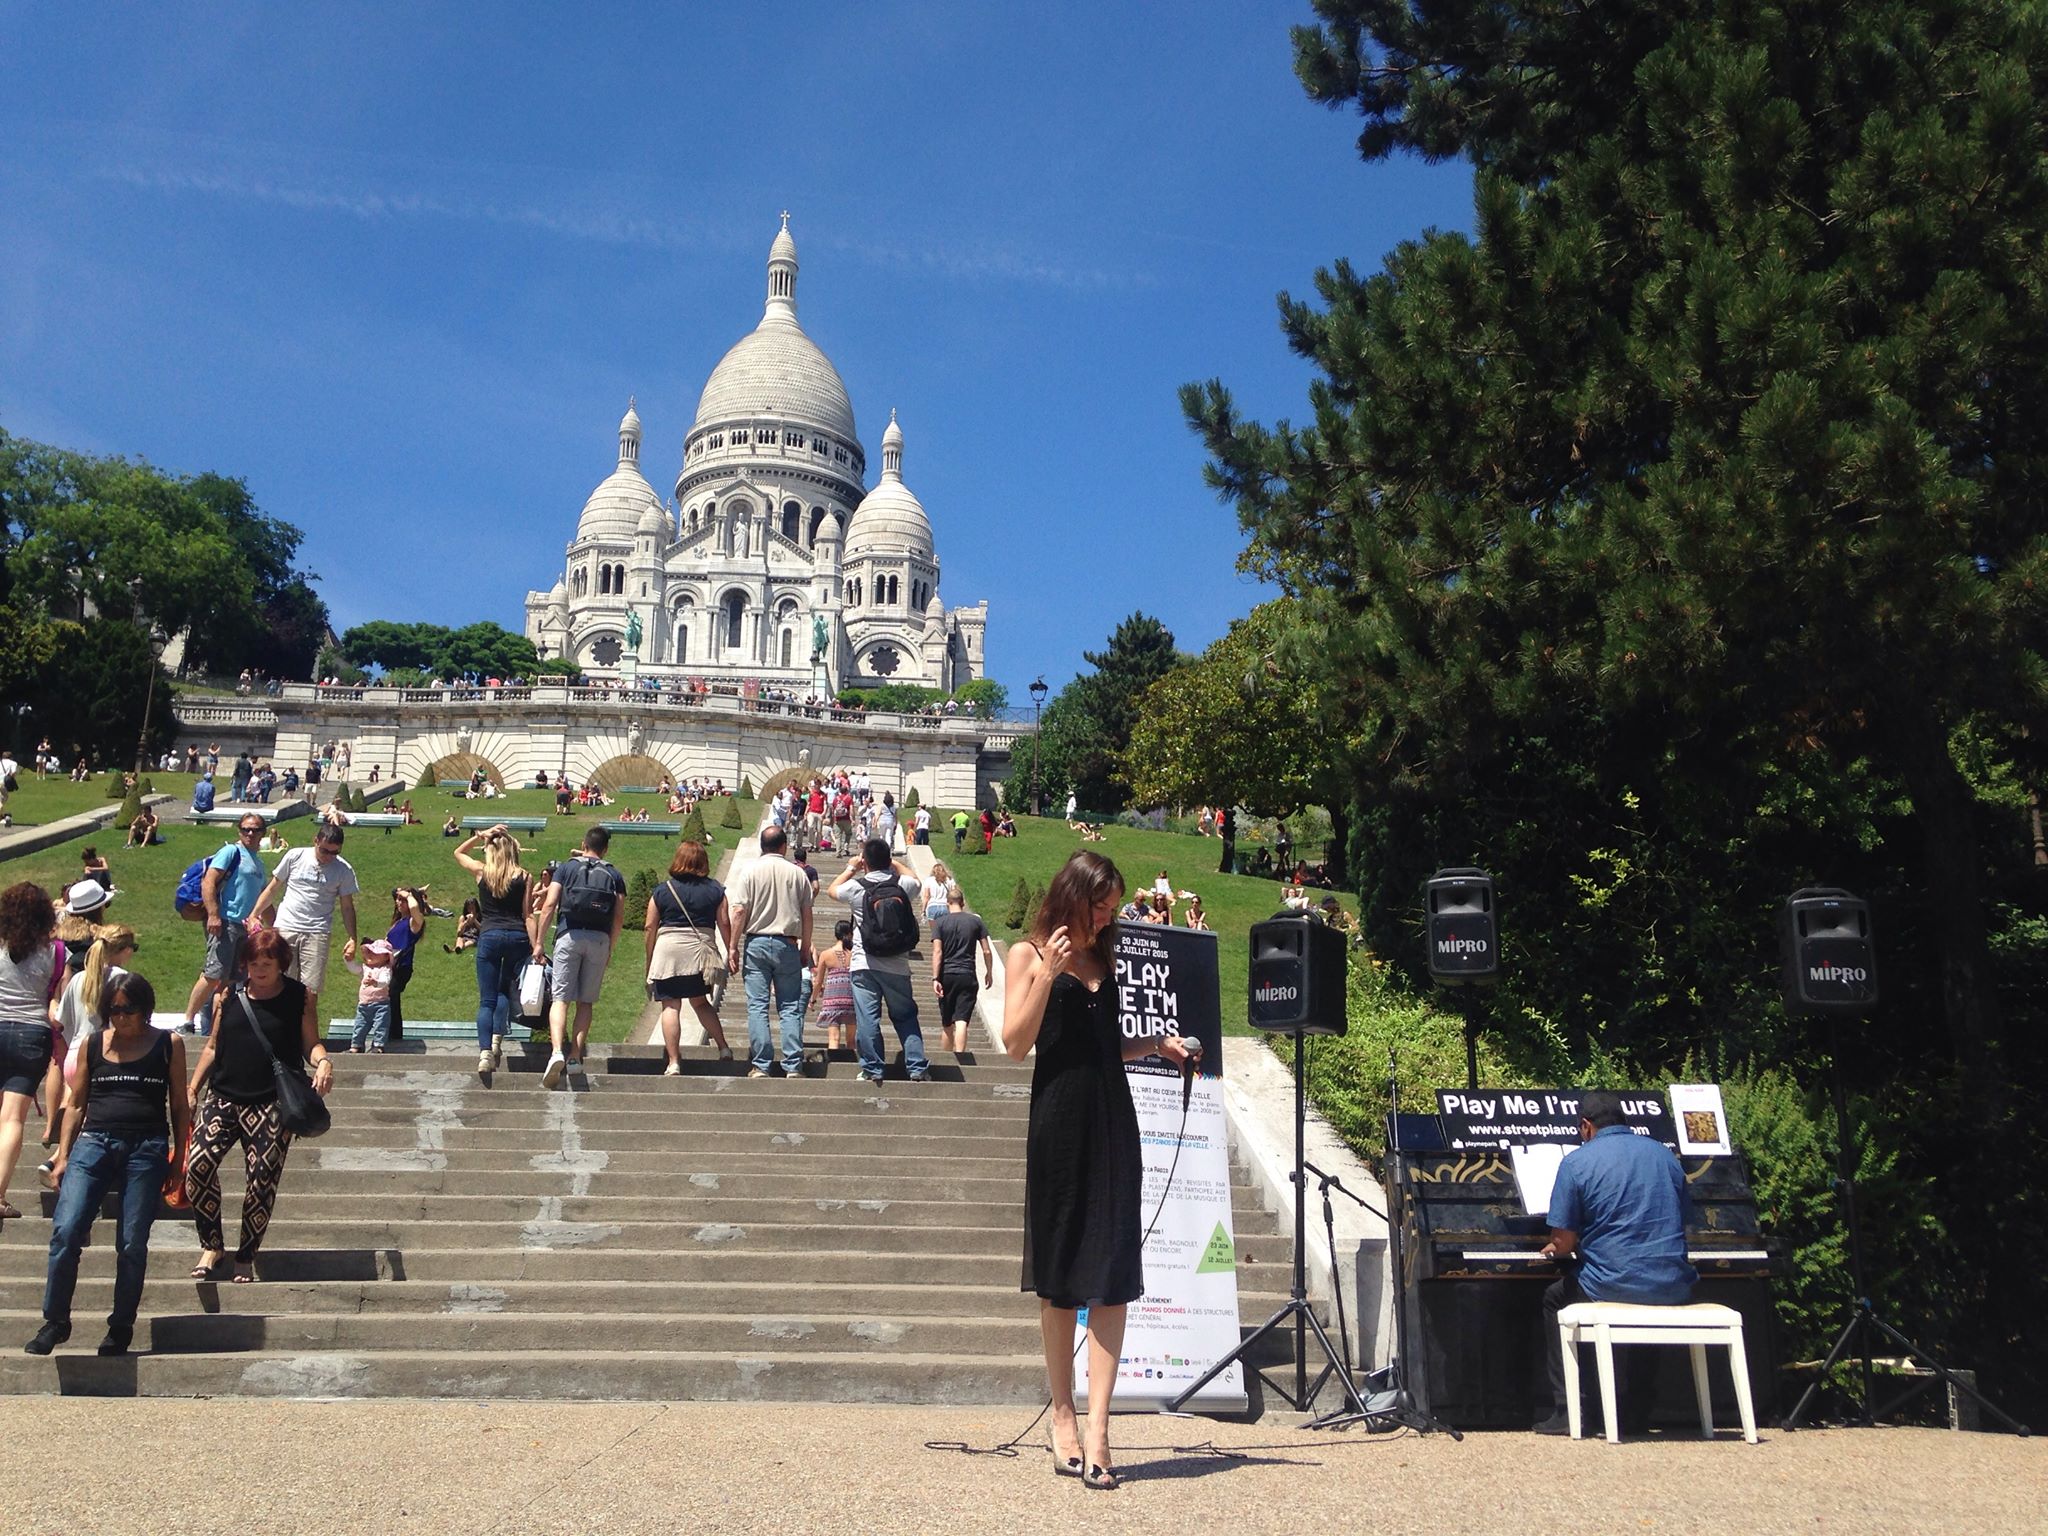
[1003,850,1198,1490]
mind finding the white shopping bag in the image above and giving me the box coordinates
[517,959,549,1018]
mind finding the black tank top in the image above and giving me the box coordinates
[82,1030,171,1138]
[477,873,530,934]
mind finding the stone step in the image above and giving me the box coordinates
[15,1187,1274,1227]
[0,1346,1054,1404]
[0,1245,1290,1288]
[0,1216,1297,1262]
[338,1053,1036,1083]
[316,1100,1031,1130]
[319,1129,1023,1159]
[0,1275,1306,1319]
[0,1306,1314,1366]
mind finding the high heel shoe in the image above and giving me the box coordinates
[1046,1423,1082,1479]
[1082,1463,1120,1491]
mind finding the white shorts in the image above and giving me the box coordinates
[281,926,334,997]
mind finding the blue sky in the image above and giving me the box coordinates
[0,2,1471,701]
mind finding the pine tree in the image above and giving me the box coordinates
[739,776,754,800]
[680,805,709,845]
[719,796,744,830]
[1023,882,1047,936]
[903,785,920,811]
[1003,876,1031,930]
[622,867,656,931]
[1037,613,1184,812]
[115,789,143,826]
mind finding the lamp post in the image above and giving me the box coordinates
[1028,674,1048,816]
[129,580,168,776]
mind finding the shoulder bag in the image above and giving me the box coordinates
[667,880,729,989]
[234,990,332,1139]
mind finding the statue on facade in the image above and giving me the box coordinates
[625,609,644,654]
[455,725,473,756]
[627,719,644,755]
[812,613,828,661]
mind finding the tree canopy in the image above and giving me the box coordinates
[1,429,329,680]
[1190,0,2048,1408]
[338,620,570,682]
[1034,612,1184,812]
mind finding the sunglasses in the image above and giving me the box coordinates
[240,826,263,835]
[106,1004,146,1018]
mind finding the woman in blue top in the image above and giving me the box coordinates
[383,887,427,1044]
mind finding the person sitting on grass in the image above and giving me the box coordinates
[442,812,462,837]
[444,899,482,955]
[1183,894,1210,931]
[125,808,160,848]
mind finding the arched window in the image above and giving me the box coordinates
[780,628,794,669]
[782,500,800,542]
[808,508,826,547]
[885,575,899,605]
[724,591,746,650]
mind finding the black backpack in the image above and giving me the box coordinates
[858,870,918,958]
[558,858,620,932]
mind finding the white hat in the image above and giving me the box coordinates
[64,879,113,916]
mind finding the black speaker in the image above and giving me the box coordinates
[1426,867,1498,984]
[1248,915,1349,1035]
[1780,886,1878,1017]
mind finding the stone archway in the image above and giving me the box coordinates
[420,751,505,790]
[589,753,675,794]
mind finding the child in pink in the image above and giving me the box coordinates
[345,938,396,1052]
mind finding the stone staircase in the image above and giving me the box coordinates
[0,1043,1302,1401]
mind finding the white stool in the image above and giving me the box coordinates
[1557,1301,1759,1443]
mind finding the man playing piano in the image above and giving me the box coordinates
[1534,1090,1697,1435]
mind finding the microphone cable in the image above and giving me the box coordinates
[923,1062,1198,1459]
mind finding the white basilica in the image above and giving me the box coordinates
[524,217,988,694]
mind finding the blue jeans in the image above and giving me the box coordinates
[351,1001,392,1051]
[742,936,805,1074]
[473,927,527,1050]
[851,967,929,1080]
[44,1130,170,1329]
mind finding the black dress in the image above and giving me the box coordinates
[1022,972,1144,1308]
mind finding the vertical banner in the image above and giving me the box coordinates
[1075,922,1244,1411]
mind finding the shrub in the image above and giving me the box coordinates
[105,773,128,799]
[1023,882,1047,934]
[680,805,709,844]
[739,776,755,800]
[140,778,155,796]
[720,797,744,830]
[622,867,657,932]
[1003,877,1031,930]
[903,786,920,810]
[114,790,144,826]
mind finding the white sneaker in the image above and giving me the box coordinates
[490,1039,504,1069]
[662,1061,682,1078]
[477,1050,493,1075]
[542,1053,567,1089]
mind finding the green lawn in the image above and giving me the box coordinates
[930,813,1354,1036]
[0,787,760,1044]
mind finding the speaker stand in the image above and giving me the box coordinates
[1167,1031,1371,1418]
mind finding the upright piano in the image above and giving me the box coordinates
[1386,1111,1778,1428]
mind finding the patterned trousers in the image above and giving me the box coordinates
[186,1095,293,1262]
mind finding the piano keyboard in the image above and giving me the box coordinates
[1458,1248,1769,1263]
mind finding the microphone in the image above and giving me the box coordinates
[1180,1038,1202,1112]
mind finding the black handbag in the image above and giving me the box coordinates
[235,990,332,1139]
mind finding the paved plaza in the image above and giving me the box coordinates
[0,1399,2036,1535]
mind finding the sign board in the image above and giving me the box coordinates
[1075,922,1243,1411]
[1668,1083,1733,1156]
[1434,1088,1678,1149]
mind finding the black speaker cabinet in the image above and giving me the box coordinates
[1248,915,1348,1035]
[1426,867,1498,984]
[1780,886,1878,1017]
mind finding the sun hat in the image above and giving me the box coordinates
[63,879,113,917]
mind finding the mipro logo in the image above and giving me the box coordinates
[1253,983,1299,1004]
[1808,964,1870,984]
[1437,937,1489,955]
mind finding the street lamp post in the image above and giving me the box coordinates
[1028,675,1048,816]
[129,580,168,776]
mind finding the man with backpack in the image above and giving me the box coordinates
[725,824,815,1081]
[532,825,627,1088]
[830,837,931,1084]
[178,814,269,1034]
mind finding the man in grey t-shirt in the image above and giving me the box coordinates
[929,883,993,1055]
[830,837,930,1084]
[254,821,360,1010]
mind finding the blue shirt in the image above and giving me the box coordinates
[1547,1125,1697,1303]
[207,842,265,924]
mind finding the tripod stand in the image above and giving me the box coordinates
[1307,1050,1461,1436]
[1166,1030,1372,1418]
[1782,1022,2028,1434]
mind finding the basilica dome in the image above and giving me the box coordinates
[692,217,858,443]
[844,411,933,557]
[574,401,662,544]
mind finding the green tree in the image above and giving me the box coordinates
[1191,0,2048,1409]
[953,678,1009,717]
[680,805,710,845]
[1121,598,1357,879]
[1038,613,1184,813]
[16,619,178,766]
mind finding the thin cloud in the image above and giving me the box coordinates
[95,161,1144,292]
